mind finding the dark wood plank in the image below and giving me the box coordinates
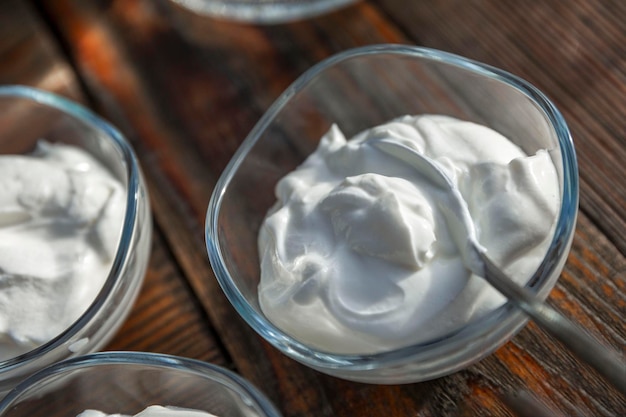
[35,0,625,416]
[105,228,228,367]
[0,0,82,99]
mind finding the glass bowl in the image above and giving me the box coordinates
[0,86,152,394]
[205,44,578,383]
[170,0,358,24]
[0,351,282,417]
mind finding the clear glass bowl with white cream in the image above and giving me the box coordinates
[205,45,578,383]
[0,86,152,394]
[0,351,282,417]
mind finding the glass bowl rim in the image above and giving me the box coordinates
[0,351,282,417]
[205,44,579,372]
[170,0,359,24]
[0,85,143,372]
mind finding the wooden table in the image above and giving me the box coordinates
[1,0,624,415]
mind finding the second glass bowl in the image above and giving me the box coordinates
[0,86,152,394]
[205,45,578,383]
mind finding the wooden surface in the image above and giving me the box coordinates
[1,0,624,415]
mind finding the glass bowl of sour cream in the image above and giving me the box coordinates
[0,86,152,394]
[205,45,578,383]
[0,351,281,417]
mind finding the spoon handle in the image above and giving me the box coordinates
[481,254,625,392]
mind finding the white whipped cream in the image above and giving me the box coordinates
[0,141,125,360]
[77,405,218,417]
[258,115,559,354]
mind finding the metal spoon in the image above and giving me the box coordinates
[372,138,625,391]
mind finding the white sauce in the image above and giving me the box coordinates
[0,141,125,360]
[258,115,559,354]
[77,406,218,417]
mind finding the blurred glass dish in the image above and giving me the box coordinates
[0,86,152,395]
[205,45,578,383]
[0,352,282,417]
[170,0,359,23]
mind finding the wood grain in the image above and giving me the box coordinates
[0,0,81,99]
[105,228,228,366]
[2,0,624,415]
